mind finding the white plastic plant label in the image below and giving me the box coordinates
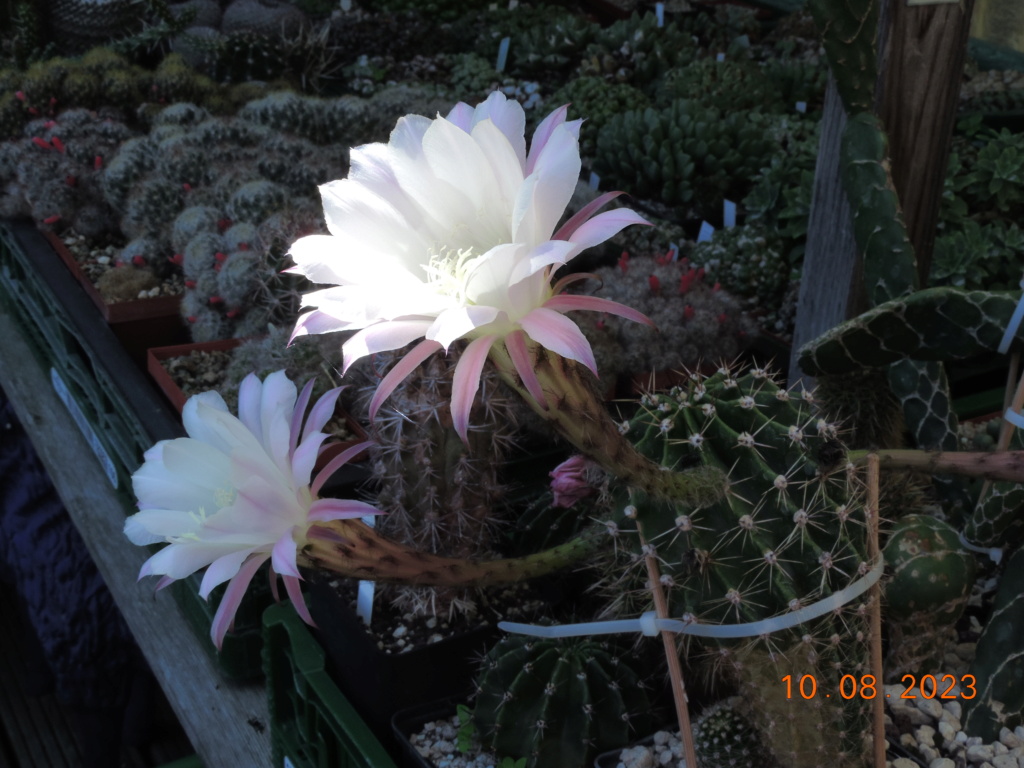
[50,367,118,488]
[284,758,296,768]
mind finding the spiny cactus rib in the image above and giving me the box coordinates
[487,343,727,507]
[962,548,1024,741]
[807,0,878,114]
[798,287,1020,376]
[840,112,919,305]
[849,448,1024,483]
[472,635,653,768]
[619,365,873,767]
[301,519,600,587]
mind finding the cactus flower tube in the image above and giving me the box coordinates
[288,92,725,505]
[125,371,382,648]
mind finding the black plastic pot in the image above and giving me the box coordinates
[391,697,468,768]
[306,578,498,757]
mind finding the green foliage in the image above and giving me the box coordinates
[580,13,697,93]
[931,220,1024,290]
[955,126,1024,216]
[550,76,648,158]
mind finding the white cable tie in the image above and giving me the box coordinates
[1004,408,1024,431]
[958,530,1002,564]
[997,276,1024,354]
[499,559,884,639]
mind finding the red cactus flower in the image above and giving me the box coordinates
[132,255,146,267]
[65,175,77,187]
[208,295,223,305]
[94,156,103,170]
[42,214,61,225]
[31,137,52,150]
[182,183,192,192]
[225,309,239,319]
[214,252,227,262]
[14,91,24,101]
[51,136,65,153]
[168,253,184,266]
[217,218,232,232]
[184,279,196,289]
[618,251,630,274]
[718,313,728,324]
[683,304,695,320]
[238,242,250,251]
[648,274,661,295]
[187,315,197,323]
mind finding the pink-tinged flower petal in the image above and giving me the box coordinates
[567,209,651,252]
[210,554,266,649]
[552,191,624,241]
[543,294,656,327]
[289,378,316,459]
[124,508,201,546]
[290,308,353,343]
[342,319,433,373]
[310,442,377,497]
[237,374,262,442]
[368,338,443,421]
[155,575,175,591]
[513,124,581,245]
[200,548,254,599]
[301,386,342,443]
[509,240,578,286]
[268,563,281,603]
[550,272,599,295]
[451,334,497,444]
[471,120,525,216]
[469,91,526,169]
[271,532,300,579]
[308,497,384,522]
[290,431,330,488]
[260,371,297,477]
[519,307,598,376]
[445,101,474,131]
[526,104,569,175]
[427,305,501,350]
[506,330,547,409]
[181,391,231,452]
[284,574,315,627]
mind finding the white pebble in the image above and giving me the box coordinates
[967,744,994,763]
[917,725,936,747]
[938,721,957,743]
[930,759,955,768]
[945,701,963,720]
[916,697,943,721]
[392,625,408,639]
[892,759,919,768]
[993,755,1018,768]
[1002,728,1022,750]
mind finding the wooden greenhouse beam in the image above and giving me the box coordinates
[877,0,977,286]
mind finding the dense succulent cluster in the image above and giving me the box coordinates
[472,634,655,768]
[551,77,648,158]
[615,364,874,767]
[574,252,757,382]
[594,99,775,217]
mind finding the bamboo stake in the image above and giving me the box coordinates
[866,454,886,768]
[636,519,699,768]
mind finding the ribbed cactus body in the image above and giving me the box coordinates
[472,635,653,768]
[882,514,976,678]
[621,365,873,767]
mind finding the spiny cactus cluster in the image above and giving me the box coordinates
[613,364,874,767]
[594,99,775,218]
[96,99,347,340]
[573,251,757,382]
[689,223,797,334]
[550,77,648,159]
[471,634,654,768]
[355,346,525,618]
[579,13,698,91]
[0,107,135,237]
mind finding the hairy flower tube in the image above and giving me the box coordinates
[288,91,652,443]
[124,371,380,648]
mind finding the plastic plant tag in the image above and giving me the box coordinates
[723,199,737,228]
[655,2,664,26]
[50,367,118,488]
[339,0,351,9]
[668,242,679,261]
[356,515,377,626]
[998,276,1024,353]
[589,171,600,190]
[496,37,511,72]
[508,0,518,8]
[796,101,807,113]
[716,52,726,62]
[697,221,715,242]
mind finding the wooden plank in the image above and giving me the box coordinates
[788,79,863,388]
[0,310,272,768]
[878,0,976,284]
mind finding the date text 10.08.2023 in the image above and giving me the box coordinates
[782,674,977,700]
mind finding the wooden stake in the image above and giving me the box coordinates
[866,454,886,768]
[636,520,699,768]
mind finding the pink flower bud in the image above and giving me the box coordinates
[51,136,65,153]
[549,455,599,508]
[618,251,630,274]
[683,304,695,320]
[648,275,660,295]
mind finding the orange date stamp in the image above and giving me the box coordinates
[782,673,977,700]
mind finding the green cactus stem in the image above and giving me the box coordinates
[301,518,600,587]
[798,287,1021,377]
[485,342,727,508]
[807,0,878,114]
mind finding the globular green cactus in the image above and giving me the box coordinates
[692,699,776,768]
[237,90,370,146]
[814,369,905,449]
[798,287,1021,376]
[225,179,287,224]
[962,547,1024,741]
[618,364,873,767]
[170,205,222,254]
[594,99,773,216]
[882,514,977,678]
[121,176,186,239]
[472,634,654,768]
[964,482,1024,553]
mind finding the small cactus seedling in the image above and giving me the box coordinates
[882,514,977,679]
[472,634,654,768]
